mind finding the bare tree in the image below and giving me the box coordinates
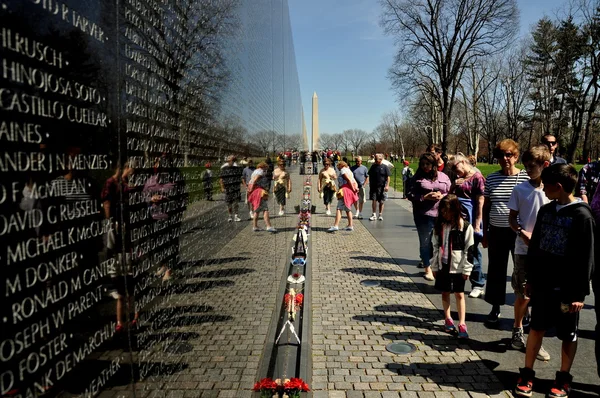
[380,0,519,153]
[343,129,369,155]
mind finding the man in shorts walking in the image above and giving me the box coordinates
[368,153,391,221]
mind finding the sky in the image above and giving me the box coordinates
[288,0,566,137]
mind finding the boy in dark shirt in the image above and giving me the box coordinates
[515,164,595,398]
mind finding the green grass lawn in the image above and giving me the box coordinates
[389,161,584,193]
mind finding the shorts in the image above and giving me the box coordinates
[369,187,387,203]
[357,186,366,204]
[112,275,134,297]
[434,268,466,293]
[225,190,241,204]
[511,254,528,298]
[337,199,352,212]
[323,188,335,205]
[254,198,269,212]
[530,290,580,342]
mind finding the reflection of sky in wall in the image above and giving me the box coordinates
[288,0,569,137]
[219,0,304,148]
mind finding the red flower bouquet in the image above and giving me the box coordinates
[252,378,278,397]
[283,378,310,398]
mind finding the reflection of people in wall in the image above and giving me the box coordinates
[242,159,256,218]
[101,162,138,333]
[220,155,243,222]
[144,156,175,280]
[201,162,213,201]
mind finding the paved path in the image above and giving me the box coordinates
[93,171,598,398]
[310,193,508,398]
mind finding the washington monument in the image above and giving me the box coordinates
[311,92,319,151]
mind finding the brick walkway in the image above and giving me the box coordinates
[310,202,510,398]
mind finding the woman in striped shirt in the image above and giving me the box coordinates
[482,139,529,324]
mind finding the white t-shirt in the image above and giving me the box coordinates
[507,180,550,255]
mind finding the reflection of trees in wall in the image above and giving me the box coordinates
[124,0,241,165]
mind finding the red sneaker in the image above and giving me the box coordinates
[548,371,572,398]
[115,323,124,333]
[514,368,535,397]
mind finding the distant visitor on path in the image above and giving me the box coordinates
[328,161,359,232]
[482,139,529,325]
[248,162,276,232]
[318,159,337,215]
[367,153,391,221]
[401,160,414,199]
[351,156,369,219]
[273,160,291,216]
[431,194,474,340]
[408,152,451,281]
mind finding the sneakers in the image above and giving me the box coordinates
[369,213,377,221]
[486,306,501,324]
[328,226,339,232]
[266,227,277,233]
[417,261,425,268]
[536,345,551,361]
[357,213,363,219]
[253,227,262,232]
[233,214,241,222]
[423,272,434,281]
[457,324,468,339]
[548,371,572,398]
[326,209,332,216]
[278,210,285,216]
[249,211,254,219]
[444,318,456,333]
[227,217,233,222]
[468,286,484,298]
[115,323,125,333]
[344,226,354,231]
[378,215,383,221]
[511,327,526,350]
[515,367,535,397]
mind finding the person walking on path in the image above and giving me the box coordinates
[431,194,474,340]
[542,133,567,165]
[368,153,391,221]
[351,156,369,219]
[241,159,256,219]
[328,161,359,232]
[514,164,594,398]
[273,160,291,216]
[576,157,600,204]
[220,155,243,222]
[449,154,486,298]
[247,162,276,232]
[507,145,551,361]
[401,160,414,199]
[318,159,337,215]
[408,153,451,281]
[482,139,529,325]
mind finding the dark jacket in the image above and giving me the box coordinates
[526,200,595,303]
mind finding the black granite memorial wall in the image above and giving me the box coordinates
[0,0,303,396]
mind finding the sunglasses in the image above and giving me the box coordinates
[543,141,557,146]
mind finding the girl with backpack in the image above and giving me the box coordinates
[431,194,475,339]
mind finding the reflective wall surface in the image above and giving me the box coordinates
[0,0,303,396]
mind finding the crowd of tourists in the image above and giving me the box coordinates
[404,137,598,398]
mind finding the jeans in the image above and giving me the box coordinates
[469,233,485,288]
[484,226,515,306]
[413,213,436,267]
